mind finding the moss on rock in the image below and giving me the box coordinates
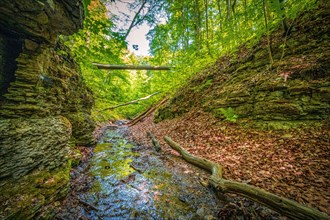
[155,3,330,130]
[0,0,95,218]
[0,162,71,219]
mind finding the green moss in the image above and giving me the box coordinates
[253,120,325,130]
[0,162,71,219]
[154,107,175,123]
[254,102,303,120]
[89,142,137,180]
[69,148,83,167]
[194,79,213,92]
[65,112,95,146]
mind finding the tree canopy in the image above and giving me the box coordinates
[64,0,318,122]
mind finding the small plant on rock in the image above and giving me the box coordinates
[219,107,239,122]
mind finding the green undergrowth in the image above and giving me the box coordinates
[214,107,239,123]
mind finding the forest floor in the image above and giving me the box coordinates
[129,110,330,215]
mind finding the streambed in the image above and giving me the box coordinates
[55,126,222,219]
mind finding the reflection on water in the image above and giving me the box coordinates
[69,127,220,219]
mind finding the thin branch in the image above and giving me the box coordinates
[124,0,147,40]
[128,97,168,126]
[100,92,160,111]
[78,199,100,211]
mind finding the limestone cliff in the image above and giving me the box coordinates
[0,0,95,218]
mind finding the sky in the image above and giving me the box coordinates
[108,1,152,56]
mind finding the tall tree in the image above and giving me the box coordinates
[262,0,274,66]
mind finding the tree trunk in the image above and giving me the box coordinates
[204,0,213,57]
[231,0,237,15]
[262,0,274,66]
[164,136,330,220]
[216,0,223,31]
[194,0,201,51]
[92,63,172,71]
[278,0,289,34]
[226,0,231,20]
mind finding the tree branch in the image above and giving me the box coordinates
[101,92,160,111]
[128,97,168,126]
[124,0,147,40]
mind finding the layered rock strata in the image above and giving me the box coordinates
[156,4,330,129]
[0,0,95,218]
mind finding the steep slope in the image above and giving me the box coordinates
[130,1,330,216]
[155,2,329,129]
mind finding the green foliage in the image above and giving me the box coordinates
[62,0,320,122]
[148,0,319,84]
[60,0,134,121]
[218,107,239,122]
[195,79,213,92]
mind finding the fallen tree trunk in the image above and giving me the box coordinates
[164,136,330,220]
[147,131,161,152]
[92,63,173,71]
[101,92,159,111]
[129,97,168,126]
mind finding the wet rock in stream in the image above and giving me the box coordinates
[55,126,283,220]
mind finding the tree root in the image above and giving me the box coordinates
[147,131,161,152]
[78,199,100,211]
[164,136,330,220]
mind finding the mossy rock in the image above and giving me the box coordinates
[0,162,71,219]
[0,116,72,182]
[65,112,96,146]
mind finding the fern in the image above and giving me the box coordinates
[219,107,239,122]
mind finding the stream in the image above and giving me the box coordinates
[55,126,222,219]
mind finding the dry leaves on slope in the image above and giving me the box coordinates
[129,110,330,215]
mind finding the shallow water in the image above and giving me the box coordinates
[53,124,289,220]
[55,127,222,219]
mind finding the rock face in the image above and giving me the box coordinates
[0,0,84,44]
[0,0,95,218]
[0,116,72,181]
[156,3,330,129]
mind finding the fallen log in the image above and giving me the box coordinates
[164,136,330,220]
[100,92,159,111]
[147,131,161,152]
[92,63,173,71]
[129,97,168,126]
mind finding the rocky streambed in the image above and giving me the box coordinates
[54,125,282,219]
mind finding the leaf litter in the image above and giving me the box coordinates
[130,109,330,215]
